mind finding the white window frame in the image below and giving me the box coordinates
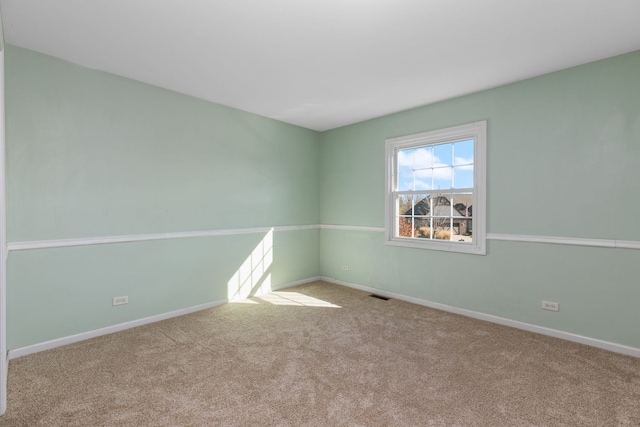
[385,120,486,255]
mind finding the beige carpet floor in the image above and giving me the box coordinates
[2,281,640,426]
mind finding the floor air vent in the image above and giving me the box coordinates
[369,294,390,301]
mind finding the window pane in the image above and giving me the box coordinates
[397,148,414,169]
[397,216,413,237]
[414,194,432,239]
[431,218,451,240]
[433,167,453,190]
[398,168,414,191]
[415,222,432,239]
[453,166,473,189]
[430,193,451,218]
[450,193,473,218]
[453,219,473,242]
[398,194,413,215]
[414,169,433,190]
[413,146,432,169]
[412,195,430,217]
[454,140,474,165]
[399,194,417,237]
[434,143,452,166]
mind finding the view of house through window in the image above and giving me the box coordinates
[397,140,474,242]
[385,121,486,254]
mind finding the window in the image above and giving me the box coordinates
[385,121,486,254]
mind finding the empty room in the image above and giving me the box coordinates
[0,1,639,425]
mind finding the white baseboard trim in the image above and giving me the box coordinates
[7,276,324,360]
[9,275,640,360]
[8,299,228,360]
[271,276,323,291]
[319,276,640,359]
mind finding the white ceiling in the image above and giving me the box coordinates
[1,1,639,131]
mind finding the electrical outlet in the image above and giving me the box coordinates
[341,264,349,271]
[541,300,559,312]
[113,296,128,306]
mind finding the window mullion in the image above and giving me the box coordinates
[385,120,486,254]
[394,189,473,196]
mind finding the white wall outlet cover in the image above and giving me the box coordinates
[113,296,129,306]
[541,300,559,312]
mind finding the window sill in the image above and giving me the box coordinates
[385,237,486,255]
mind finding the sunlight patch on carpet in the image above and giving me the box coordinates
[254,291,341,308]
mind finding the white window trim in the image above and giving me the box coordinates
[385,120,487,255]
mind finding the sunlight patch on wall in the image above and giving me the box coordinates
[227,229,273,301]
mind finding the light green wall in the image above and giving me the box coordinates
[6,46,320,241]
[5,46,321,349]
[8,229,318,349]
[320,50,640,348]
[6,43,640,352]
